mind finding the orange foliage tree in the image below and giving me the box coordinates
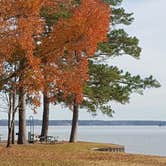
[0,0,110,144]
[38,0,78,139]
[39,0,110,142]
[40,0,110,103]
[0,0,47,145]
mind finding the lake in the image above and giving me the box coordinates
[0,125,166,156]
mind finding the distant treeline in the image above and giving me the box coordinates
[0,120,166,126]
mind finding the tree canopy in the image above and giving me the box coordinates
[81,0,160,116]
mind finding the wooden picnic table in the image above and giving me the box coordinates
[39,136,58,144]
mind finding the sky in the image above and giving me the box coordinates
[0,0,166,121]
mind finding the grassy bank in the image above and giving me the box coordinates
[0,142,166,166]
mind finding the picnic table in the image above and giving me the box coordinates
[39,136,58,144]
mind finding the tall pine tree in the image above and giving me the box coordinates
[69,0,160,142]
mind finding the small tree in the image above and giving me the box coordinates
[0,89,18,148]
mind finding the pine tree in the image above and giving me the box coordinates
[70,0,160,142]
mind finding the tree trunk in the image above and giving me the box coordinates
[7,82,17,147]
[11,121,15,144]
[69,99,79,143]
[17,87,27,144]
[7,118,16,147]
[6,127,12,148]
[11,91,16,144]
[11,109,16,144]
[6,94,12,148]
[40,94,49,139]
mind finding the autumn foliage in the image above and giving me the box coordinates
[40,0,110,104]
[0,0,47,98]
[0,0,110,105]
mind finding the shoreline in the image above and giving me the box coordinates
[1,120,166,126]
[1,125,166,158]
[1,140,166,158]
[1,142,166,166]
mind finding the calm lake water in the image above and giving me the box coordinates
[1,125,166,156]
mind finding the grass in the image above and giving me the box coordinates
[0,142,166,166]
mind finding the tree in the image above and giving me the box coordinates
[6,91,18,148]
[37,0,160,143]
[0,68,18,147]
[0,92,16,147]
[38,0,110,141]
[69,0,160,142]
[39,0,78,139]
[0,0,46,144]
